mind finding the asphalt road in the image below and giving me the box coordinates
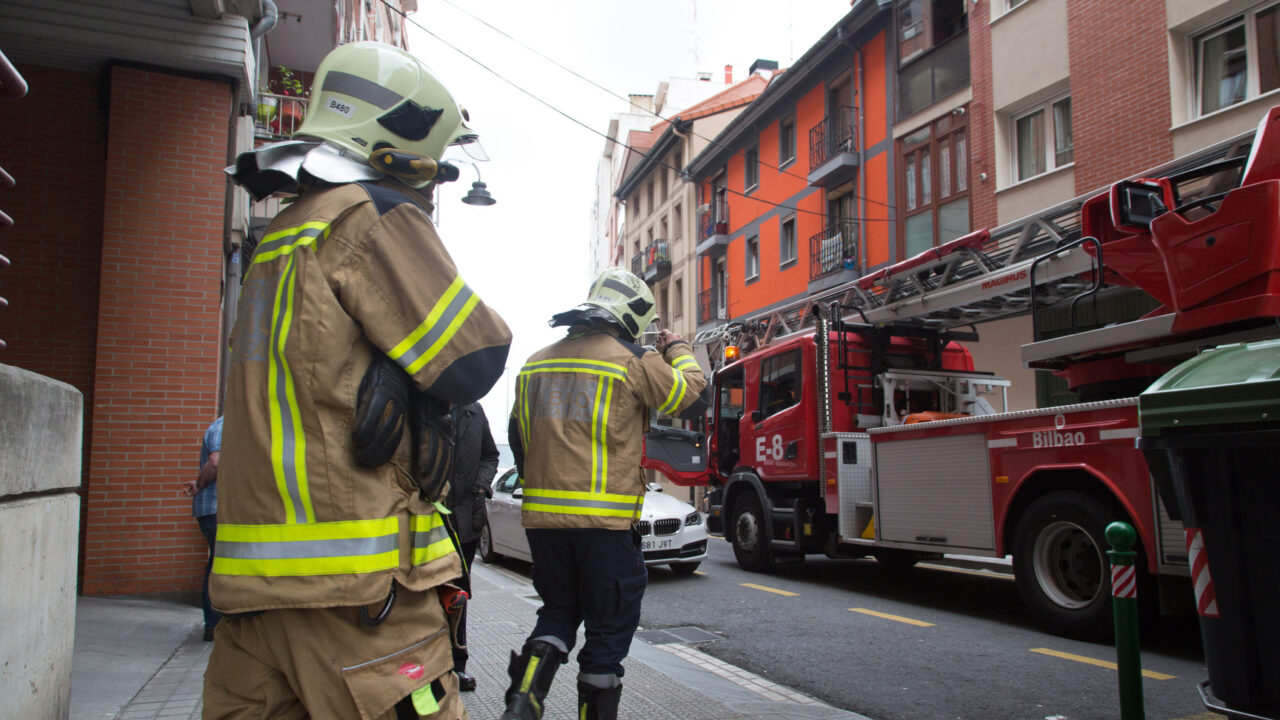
[637,538,1218,720]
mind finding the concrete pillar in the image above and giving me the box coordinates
[0,363,83,719]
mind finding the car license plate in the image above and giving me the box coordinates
[641,537,673,551]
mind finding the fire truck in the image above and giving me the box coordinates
[643,106,1280,639]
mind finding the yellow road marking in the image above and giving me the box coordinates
[740,582,798,597]
[1030,648,1176,680]
[849,608,934,627]
[918,563,1014,580]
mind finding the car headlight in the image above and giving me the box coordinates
[685,511,702,526]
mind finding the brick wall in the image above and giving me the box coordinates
[967,1,997,231]
[0,65,105,431]
[1067,0,1173,192]
[80,65,229,595]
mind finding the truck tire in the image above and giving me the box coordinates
[1012,491,1115,641]
[731,492,774,572]
[479,523,500,563]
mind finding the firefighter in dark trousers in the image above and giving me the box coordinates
[207,42,509,720]
[501,268,709,720]
[445,402,499,691]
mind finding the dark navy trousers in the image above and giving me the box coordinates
[525,527,647,677]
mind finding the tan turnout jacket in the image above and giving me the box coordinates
[511,328,707,530]
[211,179,510,614]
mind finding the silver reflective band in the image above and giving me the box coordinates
[412,524,451,549]
[321,70,403,110]
[524,495,638,512]
[600,277,638,298]
[217,534,398,560]
[393,283,475,372]
[271,258,308,524]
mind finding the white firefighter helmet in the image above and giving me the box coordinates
[551,268,658,340]
[294,41,485,167]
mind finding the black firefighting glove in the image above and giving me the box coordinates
[352,353,411,468]
[410,390,455,503]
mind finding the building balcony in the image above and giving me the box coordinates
[697,210,731,255]
[255,92,308,140]
[807,106,858,188]
[809,221,860,281]
[698,286,729,326]
[642,240,671,284]
[630,251,643,277]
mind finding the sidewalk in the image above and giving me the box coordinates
[70,563,872,720]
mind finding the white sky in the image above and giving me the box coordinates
[403,1,853,438]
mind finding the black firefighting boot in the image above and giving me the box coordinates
[499,639,565,720]
[577,677,623,720]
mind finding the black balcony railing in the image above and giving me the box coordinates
[699,209,730,241]
[809,221,860,281]
[642,240,671,283]
[630,251,643,276]
[808,106,857,173]
[698,286,729,325]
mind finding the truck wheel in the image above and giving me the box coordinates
[479,523,500,563]
[1012,491,1114,641]
[731,493,774,572]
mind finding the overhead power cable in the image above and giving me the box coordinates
[379,0,894,223]
[428,0,896,211]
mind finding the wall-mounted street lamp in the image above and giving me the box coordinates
[457,161,496,206]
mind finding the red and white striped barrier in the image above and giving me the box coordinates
[1111,564,1137,599]
[1186,528,1220,618]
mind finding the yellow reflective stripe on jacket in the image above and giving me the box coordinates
[658,365,688,415]
[388,277,480,375]
[410,513,454,566]
[212,517,398,577]
[516,373,532,450]
[520,358,627,381]
[522,488,642,518]
[590,377,614,493]
[268,254,314,524]
[672,354,699,372]
[252,221,331,265]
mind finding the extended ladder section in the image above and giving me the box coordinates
[695,129,1256,366]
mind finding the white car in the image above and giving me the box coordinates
[479,467,708,574]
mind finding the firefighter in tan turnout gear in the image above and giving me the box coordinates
[207,42,509,720]
[501,268,709,720]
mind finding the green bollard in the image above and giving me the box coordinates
[1107,521,1145,720]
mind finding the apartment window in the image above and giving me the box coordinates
[673,203,683,241]
[745,235,760,281]
[897,0,970,117]
[745,146,759,191]
[673,279,683,319]
[901,111,970,258]
[780,116,796,166]
[646,181,655,215]
[1195,4,1280,116]
[779,215,797,267]
[1014,96,1073,181]
[661,164,670,201]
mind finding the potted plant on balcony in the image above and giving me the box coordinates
[256,86,278,126]
[272,66,308,135]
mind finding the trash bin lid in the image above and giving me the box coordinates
[1139,338,1280,436]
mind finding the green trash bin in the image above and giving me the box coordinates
[1139,338,1280,720]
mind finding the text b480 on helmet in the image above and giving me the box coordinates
[295,41,484,165]
[581,268,658,340]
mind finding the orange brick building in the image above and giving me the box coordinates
[687,3,895,331]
